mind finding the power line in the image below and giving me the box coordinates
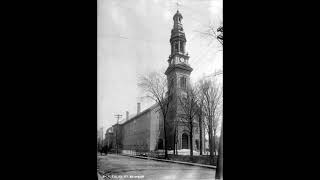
[190,40,216,69]
[114,114,122,123]
[100,34,168,44]
[105,1,217,44]
[193,47,222,70]
[104,1,221,71]
[114,114,122,154]
[204,70,223,78]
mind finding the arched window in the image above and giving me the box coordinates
[180,77,187,89]
[175,43,179,52]
[180,42,184,52]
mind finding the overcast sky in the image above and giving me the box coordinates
[98,0,223,133]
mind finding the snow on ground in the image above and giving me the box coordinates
[158,149,201,156]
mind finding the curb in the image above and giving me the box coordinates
[120,154,216,169]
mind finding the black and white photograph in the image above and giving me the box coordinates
[97,0,223,179]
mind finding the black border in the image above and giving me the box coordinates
[3,0,317,179]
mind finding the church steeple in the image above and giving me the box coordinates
[167,10,190,67]
[173,10,183,33]
[164,10,194,150]
[165,10,193,92]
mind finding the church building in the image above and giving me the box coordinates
[105,11,205,154]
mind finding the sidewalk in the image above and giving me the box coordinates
[120,154,216,169]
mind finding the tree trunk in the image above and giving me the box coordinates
[175,126,178,155]
[208,130,213,157]
[215,121,223,179]
[163,115,168,159]
[208,116,214,165]
[213,129,216,156]
[190,121,193,157]
[208,117,214,158]
[173,125,176,155]
[176,141,178,155]
[199,115,203,155]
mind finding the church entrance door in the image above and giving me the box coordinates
[182,133,188,149]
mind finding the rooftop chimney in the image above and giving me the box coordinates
[126,111,129,120]
[137,103,141,114]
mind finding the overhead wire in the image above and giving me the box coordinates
[155,1,222,71]
[192,42,217,70]
[103,0,222,69]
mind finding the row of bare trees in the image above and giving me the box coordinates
[138,71,222,160]
[197,23,223,179]
[177,78,222,159]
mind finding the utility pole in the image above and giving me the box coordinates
[114,114,122,154]
[215,121,223,179]
[215,26,223,180]
[101,127,104,155]
[101,127,104,146]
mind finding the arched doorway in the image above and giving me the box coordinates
[182,133,189,149]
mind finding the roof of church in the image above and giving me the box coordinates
[118,103,159,126]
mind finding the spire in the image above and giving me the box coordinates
[173,10,182,19]
[173,0,182,29]
[165,9,193,96]
[166,10,192,72]
[170,10,186,56]
[172,10,183,30]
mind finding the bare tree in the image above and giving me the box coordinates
[213,107,222,155]
[198,78,222,163]
[177,86,200,157]
[198,22,223,178]
[195,84,206,155]
[217,26,223,44]
[203,23,223,46]
[173,118,179,155]
[138,71,173,159]
[195,22,223,48]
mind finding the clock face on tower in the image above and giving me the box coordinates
[180,57,184,63]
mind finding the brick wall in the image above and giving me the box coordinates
[121,110,151,151]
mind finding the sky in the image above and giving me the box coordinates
[98,0,223,133]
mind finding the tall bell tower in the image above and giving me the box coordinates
[165,10,193,150]
[165,10,193,93]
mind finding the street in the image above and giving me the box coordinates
[97,154,215,180]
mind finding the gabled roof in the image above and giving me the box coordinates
[119,103,159,126]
